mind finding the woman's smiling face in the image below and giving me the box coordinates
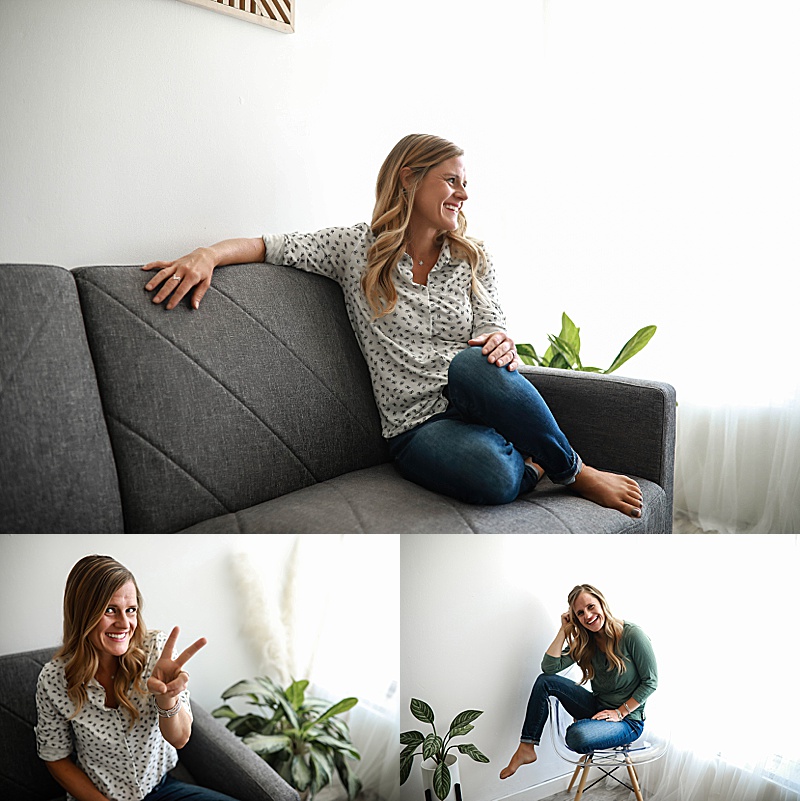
[572,591,605,633]
[89,580,138,662]
[407,155,469,235]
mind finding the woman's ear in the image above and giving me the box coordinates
[400,166,414,190]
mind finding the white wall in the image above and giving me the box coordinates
[0,0,542,314]
[3,0,799,398]
[0,534,285,708]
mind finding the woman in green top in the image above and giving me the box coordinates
[500,584,658,779]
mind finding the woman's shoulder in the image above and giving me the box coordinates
[622,621,651,644]
[38,654,67,685]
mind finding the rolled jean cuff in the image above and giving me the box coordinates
[550,453,583,486]
[520,737,539,745]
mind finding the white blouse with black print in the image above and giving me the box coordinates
[262,222,508,439]
[35,630,191,801]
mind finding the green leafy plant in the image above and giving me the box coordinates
[212,677,361,801]
[517,312,656,374]
[400,699,489,800]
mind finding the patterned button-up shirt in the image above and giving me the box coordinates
[263,223,507,438]
[36,630,190,801]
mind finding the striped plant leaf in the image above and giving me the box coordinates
[433,760,451,801]
[410,698,435,725]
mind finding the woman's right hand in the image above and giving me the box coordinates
[142,247,216,310]
[560,610,573,631]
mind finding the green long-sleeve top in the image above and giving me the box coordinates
[541,622,658,722]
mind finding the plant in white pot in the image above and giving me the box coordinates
[400,699,489,801]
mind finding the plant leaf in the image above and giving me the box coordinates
[221,680,268,702]
[242,733,292,756]
[310,697,358,729]
[548,335,582,369]
[516,343,540,366]
[211,704,239,720]
[423,733,443,761]
[334,751,363,800]
[400,753,415,785]
[457,743,490,763]
[309,746,334,795]
[410,698,435,726]
[605,325,657,374]
[401,742,420,760]
[448,724,474,738]
[291,754,311,792]
[400,730,425,747]
[286,679,309,709]
[449,710,483,733]
[559,312,581,354]
[312,734,361,759]
[433,760,451,801]
[229,713,274,737]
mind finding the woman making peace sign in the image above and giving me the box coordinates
[35,555,238,801]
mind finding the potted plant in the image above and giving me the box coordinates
[400,699,489,801]
[517,312,656,375]
[213,676,362,801]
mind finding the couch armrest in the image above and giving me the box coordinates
[180,704,299,801]
[519,366,676,511]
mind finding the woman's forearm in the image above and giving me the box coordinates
[201,237,265,267]
[45,758,110,801]
[156,697,192,749]
[545,627,568,657]
[618,697,641,718]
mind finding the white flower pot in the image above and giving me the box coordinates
[421,754,461,801]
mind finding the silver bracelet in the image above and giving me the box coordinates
[154,696,182,718]
[623,702,633,716]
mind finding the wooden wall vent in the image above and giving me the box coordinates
[178,0,294,33]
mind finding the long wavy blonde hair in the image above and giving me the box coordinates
[566,584,627,684]
[363,133,488,318]
[54,555,148,726]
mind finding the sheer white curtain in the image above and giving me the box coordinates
[230,535,399,801]
[522,1,800,532]
[634,543,800,799]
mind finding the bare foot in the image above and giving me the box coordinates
[524,458,544,482]
[571,465,643,518]
[499,742,538,779]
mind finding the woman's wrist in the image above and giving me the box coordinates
[155,694,181,715]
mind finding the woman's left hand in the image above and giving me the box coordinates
[592,709,623,722]
[147,626,207,706]
[469,331,519,371]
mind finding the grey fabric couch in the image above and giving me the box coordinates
[0,262,676,533]
[0,647,299,801]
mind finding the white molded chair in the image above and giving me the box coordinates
[547,695,670,801]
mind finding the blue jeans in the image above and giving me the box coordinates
[387,347,582,504]
[144,775,241,801]
[521,674,644,753]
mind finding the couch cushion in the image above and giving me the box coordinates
[0,648,65,801]
[73,263,389,533]
[180,463,668,533]
[0,264,123,533]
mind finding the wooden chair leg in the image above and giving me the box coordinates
[573,755,593,801]
[625,757,644,801]
[567,757,584,791]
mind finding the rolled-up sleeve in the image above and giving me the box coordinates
[35,666,73,762]
[470,248,508,339]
